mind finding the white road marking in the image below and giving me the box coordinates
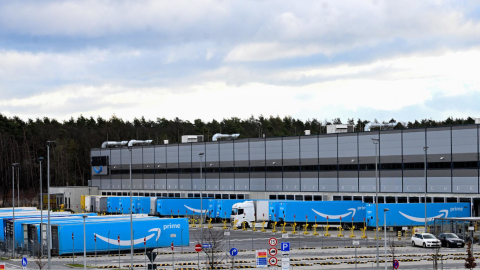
[5,262,20,269]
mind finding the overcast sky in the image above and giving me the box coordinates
[1,0,480,123]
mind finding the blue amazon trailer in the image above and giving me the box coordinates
[269,201,366,224]
[135,197,151,214]
[106,197,122,214]
[26,215,156,254]
[1,212,74,242]
[156,198,212,217]
[8,214,98,253]
[209,199,245,220]
[106,196,148,214]
[51,218,189,255]
[365,203,470,227]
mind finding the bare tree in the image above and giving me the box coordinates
[197,227,225,269]
[35,256,46,270]
[387,239,397,270]
[465,241,477,269]
[431,247,442,270]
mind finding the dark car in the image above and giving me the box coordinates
[438,233,465,248]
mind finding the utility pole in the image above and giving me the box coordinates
[372,138,379,268]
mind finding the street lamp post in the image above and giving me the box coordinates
[127,140,152,270]
[39,157,44,257]
[199,153,204,245]
[17,166,20,208]
[423,146,428,231]
[83,215,88,270]
[12,163,20,257]
[47,140,55,270]
[371,138,379,268]
[129,144,134,270]
[384,208,389,270]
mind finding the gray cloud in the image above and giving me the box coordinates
[1,0,480,122]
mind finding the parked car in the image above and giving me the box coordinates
[411,233,441,248]
[437,233,465,248]
[456,233,473,244]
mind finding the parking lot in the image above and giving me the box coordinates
[1,225,477,269]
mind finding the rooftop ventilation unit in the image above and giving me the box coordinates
[212,133,240,141]
[327,125,354,134]
[364,122,398,131]
[101,141,128,148]
[181,135,204,143]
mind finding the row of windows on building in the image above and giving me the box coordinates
[98,191,471,204]
[99,191,249,200]
[109,161,479,175]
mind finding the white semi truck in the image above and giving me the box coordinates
[231,200,270,228]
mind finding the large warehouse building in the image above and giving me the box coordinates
[90,124,480,215]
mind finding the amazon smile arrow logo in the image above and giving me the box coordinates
[399,210,448,223]
[96,228,161,246]
[184,205,208,214]
[311,208,357,219]
[93,166,103,174]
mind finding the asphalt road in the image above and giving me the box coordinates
[1,225,476,270]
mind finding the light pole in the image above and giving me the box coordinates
[199,153,204,245]
[371,137,379,268]
[47,140,55,270]
[384,208,389,270]
[83,215,88,270]
[127,140,152,270]
[423,146,428,231]
[12,163,20,257]
[39,157,44,257]
[129,144,134,270]
[17,166,20,207]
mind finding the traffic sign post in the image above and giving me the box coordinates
[281,242,290,255]
[144,237,147,270]
[172,242,175,270]
[195,243,202,270]
[229,248,238,257]
[353,240,360,269]
[269,237,277,246]
[118,235,121,269]
[281,257,290,270]
[22,257,28,268]
[256,250,268,268]
[94,234,97,267]
[72,232,74,265]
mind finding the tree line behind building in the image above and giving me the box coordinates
[0,113,477,205]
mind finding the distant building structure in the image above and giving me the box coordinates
[88,123,480,215]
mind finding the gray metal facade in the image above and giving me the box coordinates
[91,125,480,196]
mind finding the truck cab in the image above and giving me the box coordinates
[231,201,255,228]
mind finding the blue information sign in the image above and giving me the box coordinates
[229,247,238,256]
[281,242,290,252]
[22,257,28,267]
[202,243,212,249]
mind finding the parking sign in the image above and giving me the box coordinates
[281,242,290,252]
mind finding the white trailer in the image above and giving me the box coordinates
[231,200,269,228]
